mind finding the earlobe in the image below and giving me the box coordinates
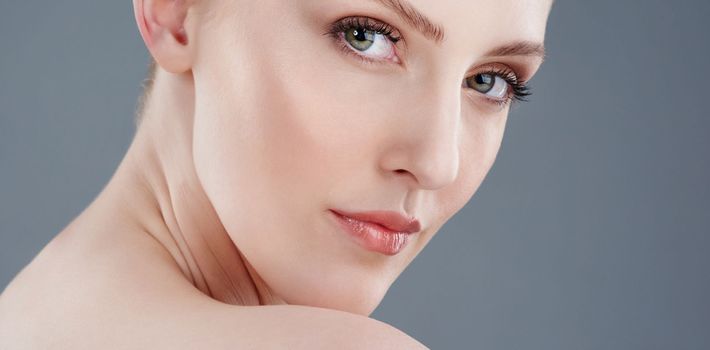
[133,0,193,73]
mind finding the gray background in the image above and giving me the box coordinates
[1,1,709,349]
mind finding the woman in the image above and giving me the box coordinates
[0,0,553,348]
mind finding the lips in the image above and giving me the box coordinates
[329,209,421,234]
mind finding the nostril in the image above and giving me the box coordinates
[393,169,416,182]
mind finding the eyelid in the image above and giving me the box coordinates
[324,16,404,66]
[333,32,401,66]
[328,16,404,43]
[464,64,532,108]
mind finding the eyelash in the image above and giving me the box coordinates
[323,16,533,108]
[471,66,533,107]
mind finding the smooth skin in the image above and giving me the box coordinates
[0,0,553,348]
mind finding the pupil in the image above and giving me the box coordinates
[353,29,366,41]
[470,74,494,93]
[475,74,493,86]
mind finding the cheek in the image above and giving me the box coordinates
[191,54,341,222]
[190,14,387,258]
[190,14,354,202]
[435,113,508,223]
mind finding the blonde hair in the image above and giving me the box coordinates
[134,58,158,127]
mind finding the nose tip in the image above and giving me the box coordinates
[390,117,461,191]
[382,125,460,190]
[390,147,459,190]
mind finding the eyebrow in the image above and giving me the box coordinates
[484,40,547,61]
[369,0,446,44]
[369,0,546,60]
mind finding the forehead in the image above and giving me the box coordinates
[394,0,551,44]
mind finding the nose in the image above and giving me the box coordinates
[378,78,461,191]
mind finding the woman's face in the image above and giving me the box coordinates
[189,0,551,315]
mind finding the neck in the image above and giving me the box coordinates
[89,68,285,306]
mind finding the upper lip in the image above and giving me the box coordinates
[330,209,421,234]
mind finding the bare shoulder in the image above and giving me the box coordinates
[206,303,429,349]
[188,303,429,349]
[0,230,428,350]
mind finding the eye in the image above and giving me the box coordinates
[463,67,532,107]
[465,73,508,100]
[323,18,533,107]
[324,17,402,64]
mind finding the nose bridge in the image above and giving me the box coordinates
[382,72,461,190]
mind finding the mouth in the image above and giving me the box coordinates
[328,209,421,256]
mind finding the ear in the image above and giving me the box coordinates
[133,0,195,73]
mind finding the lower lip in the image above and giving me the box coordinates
[329,210,412,256]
